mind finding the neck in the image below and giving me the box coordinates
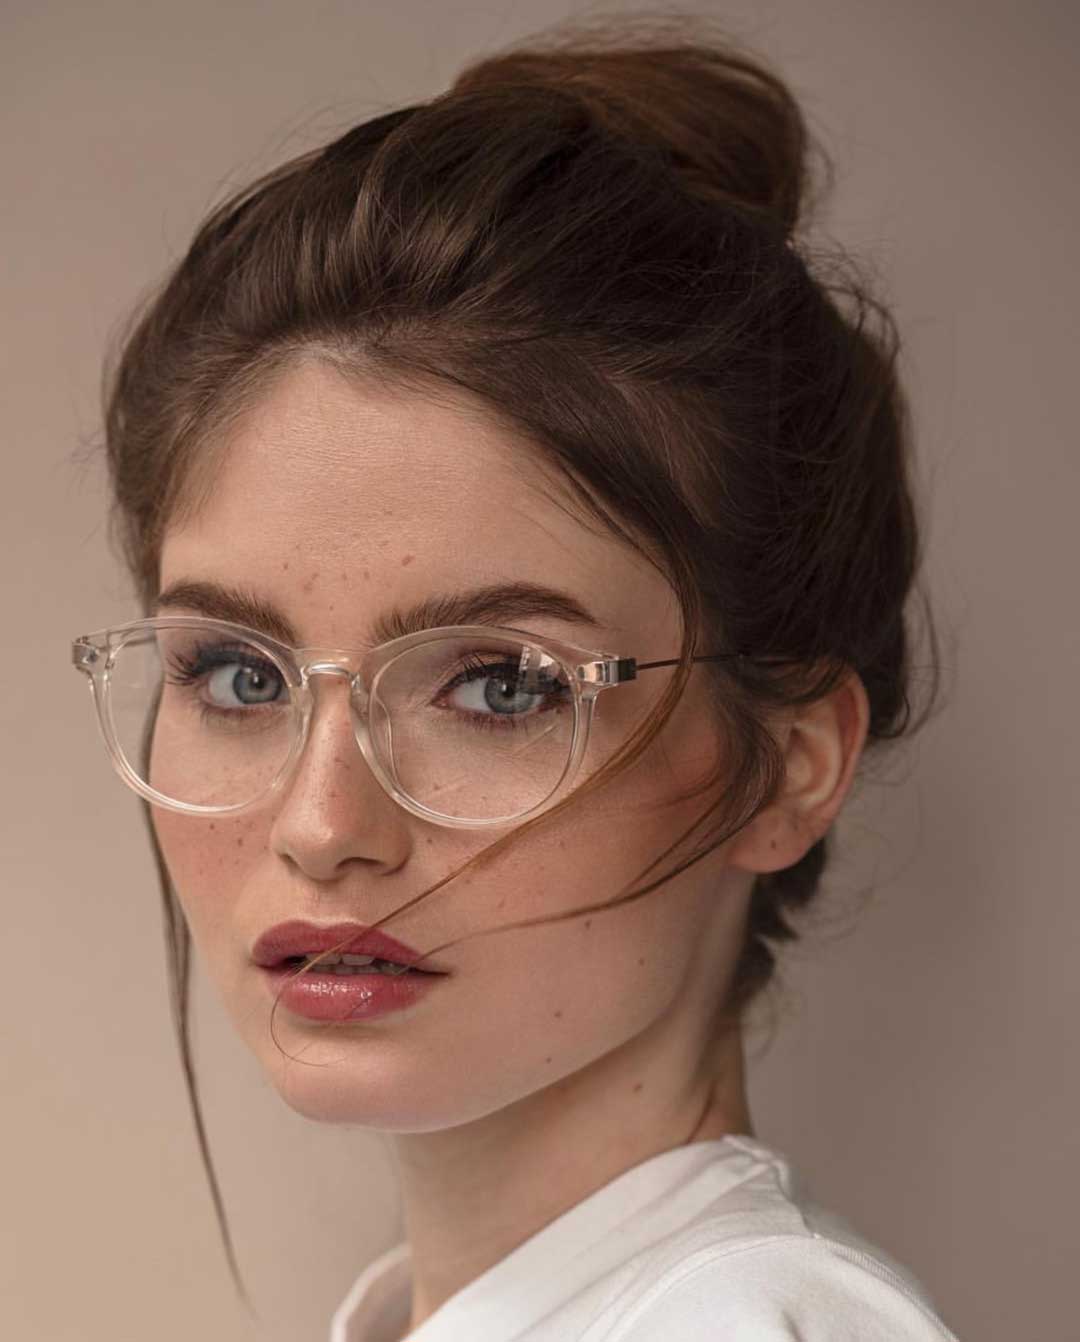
[388,1025,753,1333]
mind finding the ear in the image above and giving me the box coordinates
[725,669,870,875]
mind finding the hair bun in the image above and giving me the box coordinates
[449,18,810,237]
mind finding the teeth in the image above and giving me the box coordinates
[300,953,374,967]
[296,953,410,976]
[378,960,411,976]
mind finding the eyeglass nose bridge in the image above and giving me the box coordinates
[297,656,371,713]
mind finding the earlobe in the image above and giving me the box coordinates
[725,670,870,876]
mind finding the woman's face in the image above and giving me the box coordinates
[153,355,754,1130]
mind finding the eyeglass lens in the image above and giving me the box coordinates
[105,623,578,821]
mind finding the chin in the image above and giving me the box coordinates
[248,1032,511,1131]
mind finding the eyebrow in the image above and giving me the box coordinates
[152,578,608,647]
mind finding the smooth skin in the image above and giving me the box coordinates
[153,353,869,1334]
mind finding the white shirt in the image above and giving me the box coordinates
[328,1134,960,1341]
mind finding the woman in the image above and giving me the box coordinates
[72,16,957,1341]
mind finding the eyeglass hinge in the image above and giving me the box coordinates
[583,657,637,686]
[72,640,100,670]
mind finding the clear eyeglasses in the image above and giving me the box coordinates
[71,615,741,828]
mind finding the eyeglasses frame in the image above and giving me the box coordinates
[72,614,746,829]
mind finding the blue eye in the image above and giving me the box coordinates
[436,656,569,729]
[166,643,285,711]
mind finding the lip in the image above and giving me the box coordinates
[251,920,450,974]
[261,962,443,1022]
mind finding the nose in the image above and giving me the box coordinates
[299,660,372,721]
[262,653,382,807]
[267,661,407,878]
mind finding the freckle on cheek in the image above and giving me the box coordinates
[633,1082,643,1093]
[584,919,591,930]
[554,1010,563,1019]
[544,1056,552,1064]
[401,553,414,566]
[236,837,244,848]
[638,957,645,967]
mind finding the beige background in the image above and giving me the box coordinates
[3,2,1075,1339]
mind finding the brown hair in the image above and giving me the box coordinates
[98,14,940,1312]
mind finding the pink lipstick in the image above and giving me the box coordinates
[252,919,449,1022]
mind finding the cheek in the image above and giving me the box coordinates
[469,727,725,988]
[398,787,727,1123]
[151,808,264,948]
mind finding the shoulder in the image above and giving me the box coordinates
[601,1233,960,1342]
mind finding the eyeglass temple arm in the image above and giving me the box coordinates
[583,652,748,687]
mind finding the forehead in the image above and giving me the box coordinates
[158,357,680,652]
